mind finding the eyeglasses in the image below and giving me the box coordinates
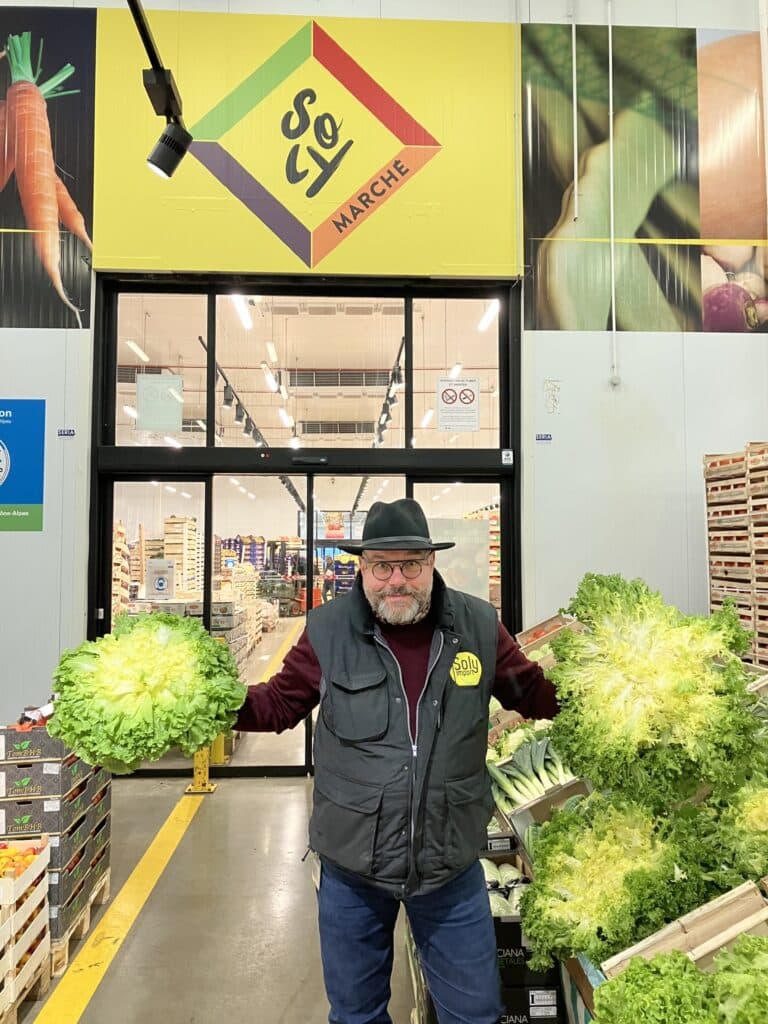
[364,558,431,581]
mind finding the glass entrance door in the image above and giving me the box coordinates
[410,481,502,616]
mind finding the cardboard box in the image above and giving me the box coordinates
[185,601,204,617]
[47,811,90,870]
[48,834,92,906]
[0,726,68,764]
[212,601,234,616]
[500,985,565,1023]
[90,815,111,859]
[88,782,111,828]
[495,919,562,989]
[150,601,187,616]
[0,774,91,837]
[0,757,88,800]
[49,868,92,940]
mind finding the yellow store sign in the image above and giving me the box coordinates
[94,12,522,276]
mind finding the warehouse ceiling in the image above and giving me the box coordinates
[115,292,501,450]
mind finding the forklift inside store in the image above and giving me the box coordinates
[91,276,521,777]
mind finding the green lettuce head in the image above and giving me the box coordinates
[48,614,247,774]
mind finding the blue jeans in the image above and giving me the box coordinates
[318,859,503,1024]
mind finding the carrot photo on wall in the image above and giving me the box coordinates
[0,8,95,330]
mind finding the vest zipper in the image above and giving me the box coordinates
[374,630,446,868]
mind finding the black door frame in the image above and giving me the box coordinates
[91,274,522,777]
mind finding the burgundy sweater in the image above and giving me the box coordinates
[236,615,558,736]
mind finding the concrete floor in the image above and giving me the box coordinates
[26,778,415,1024]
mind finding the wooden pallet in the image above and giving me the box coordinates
[50,868,110,978]
[704,452,746,480]
[0,937,51,1024]
[707,478,748,505]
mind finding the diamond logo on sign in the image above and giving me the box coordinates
[188,21,441,268]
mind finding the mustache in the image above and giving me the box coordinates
[381,586,418,597]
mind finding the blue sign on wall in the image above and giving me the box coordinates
[0,400,46,532]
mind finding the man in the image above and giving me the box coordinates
[237,499,557,1024]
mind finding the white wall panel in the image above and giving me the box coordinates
[523,330,768,624]
[0,330,91,723]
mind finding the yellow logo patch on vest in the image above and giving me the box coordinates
[450,651,483,687]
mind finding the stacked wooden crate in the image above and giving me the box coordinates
[163,516,198,594]
[111,521,130,621]
[0,837,51,1021]
[705,443,768,665]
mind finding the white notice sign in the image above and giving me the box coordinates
[436,377,480,433]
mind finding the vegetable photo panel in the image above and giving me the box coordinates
[0,8,95,330]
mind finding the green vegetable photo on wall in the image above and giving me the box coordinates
[47,614,247,775]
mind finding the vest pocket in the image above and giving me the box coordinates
[327,670,389,742]
[310,769,383,876]
[445,773,495,865]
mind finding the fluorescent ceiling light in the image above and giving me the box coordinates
[123,405,138,420]
[449,362,463,380]
[432,494,440,501]
[381,479,390,488]
[442,486,452,494]
[279,383,288,401]
[167,387,184,404]
[289,434,301,450]
[164,436,183,449]
[180,491,191,499]
[420,409,434,428]
[478,299,500,332]
[125,339,149,363]
[231,294,253,330]
[239,486,247,494]
[261,362,279,392]
[266,341,278,363]
[449,435,458,444]
[247,492,255,500]
[196,419,206,431]
[150,480,160,487]
[165,485,177,493]
[278,407,294,428]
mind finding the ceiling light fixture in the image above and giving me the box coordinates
[266,341,278,363]
[128,0,192,179]
[478,298,500,332]
[239,486,247,494]
[420,409,434,428]
[289,430,301,450]
[230,478,240,486]
[167,386,183,404]
[449,362,463,380]
[243,416,253,437]
[223,383,234,408]
[125,339,150,363]
[123,405,138,420]
[165,485,177,493]
[164,435,183,449]
[279,383,288,401]
[278,407,294,429]
[230,294,253,330]
[234,402,245,424]
[261,362,279,392]
[196,419,206,431]
[248,492,255,500]
[180,491,191,499]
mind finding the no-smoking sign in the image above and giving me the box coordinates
[437,376,480,433]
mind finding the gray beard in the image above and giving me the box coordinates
[367,589,432,626]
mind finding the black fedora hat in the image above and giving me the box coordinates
[339,499,455,555]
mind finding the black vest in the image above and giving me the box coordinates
[307,572,499,896]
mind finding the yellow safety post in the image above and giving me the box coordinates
[185,746,217,794]
[209,731,228,766]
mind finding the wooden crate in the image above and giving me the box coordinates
[708,529,751,554]
[704,452,746,480]
[746,441,768,472]
[749,494,768,521]
[706,477,748,505]
[707,503,749,529]
[0,935,50,1024]
[50,863,110,977]
[752,554,768,587]
[748,467,768,499]
[600,881,767,980]
[709,554,752,583]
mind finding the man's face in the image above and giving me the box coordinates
[360,549,435,626]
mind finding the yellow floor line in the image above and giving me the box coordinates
[258,618,304,681]
[34,795,203,1024]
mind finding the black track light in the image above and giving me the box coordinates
[223,383,234,408]
[234,401,245,424]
